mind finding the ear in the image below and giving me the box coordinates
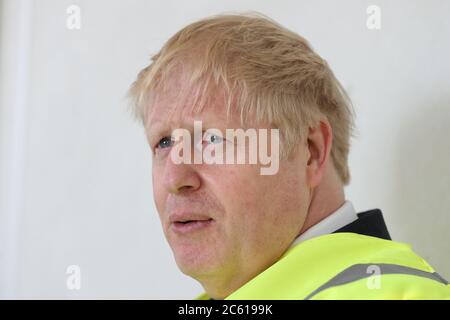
[306,119,333,188]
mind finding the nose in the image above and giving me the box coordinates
[162,152,201,194]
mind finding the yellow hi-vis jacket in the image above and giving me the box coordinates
[196,233,450,300]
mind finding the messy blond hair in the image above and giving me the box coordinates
[128,12,355,185]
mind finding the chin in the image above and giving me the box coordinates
[173,247,223,279]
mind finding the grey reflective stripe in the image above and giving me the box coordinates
[304,263,449,300]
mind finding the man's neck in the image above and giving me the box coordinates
[289,200,357,248]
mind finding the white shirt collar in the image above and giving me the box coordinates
[289,200,358,249]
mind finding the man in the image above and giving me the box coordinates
[128,13,449,299]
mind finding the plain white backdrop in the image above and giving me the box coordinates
[0,0,449,299]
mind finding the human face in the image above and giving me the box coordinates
[146,80,311,298]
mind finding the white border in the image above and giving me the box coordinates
[0,0,33,299]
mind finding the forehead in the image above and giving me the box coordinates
[145,72,233,131]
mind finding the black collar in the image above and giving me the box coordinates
[333,209,391,240]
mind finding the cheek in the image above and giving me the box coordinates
[216,169,278,232]
[151,167,166,216]
[237,169,307,229]
[207,167,258,221]
[275,165,307,209]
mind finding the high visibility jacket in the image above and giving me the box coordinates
[196,233,450,300]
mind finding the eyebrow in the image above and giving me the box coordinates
[146,109,236,144]
[146,123,169,147]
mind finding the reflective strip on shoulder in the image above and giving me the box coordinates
[304,263,449,300]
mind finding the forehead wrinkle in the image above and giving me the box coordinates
[146,104,200,145]
[145,61,248,135]
[147,94,232,134]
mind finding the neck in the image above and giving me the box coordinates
[300,163,345,235]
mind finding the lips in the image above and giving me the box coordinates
[169,213,214,234]
[169,212,211,223]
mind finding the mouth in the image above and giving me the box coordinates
[170,217,214,234]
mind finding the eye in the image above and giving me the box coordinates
[156,136,173,149]
[203,132,224,145]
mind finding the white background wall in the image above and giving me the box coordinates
[0,0,449,299]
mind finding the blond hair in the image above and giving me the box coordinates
[128,12,355,185]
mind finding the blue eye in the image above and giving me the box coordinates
[203,132,224,144]
[156,136,173,149]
